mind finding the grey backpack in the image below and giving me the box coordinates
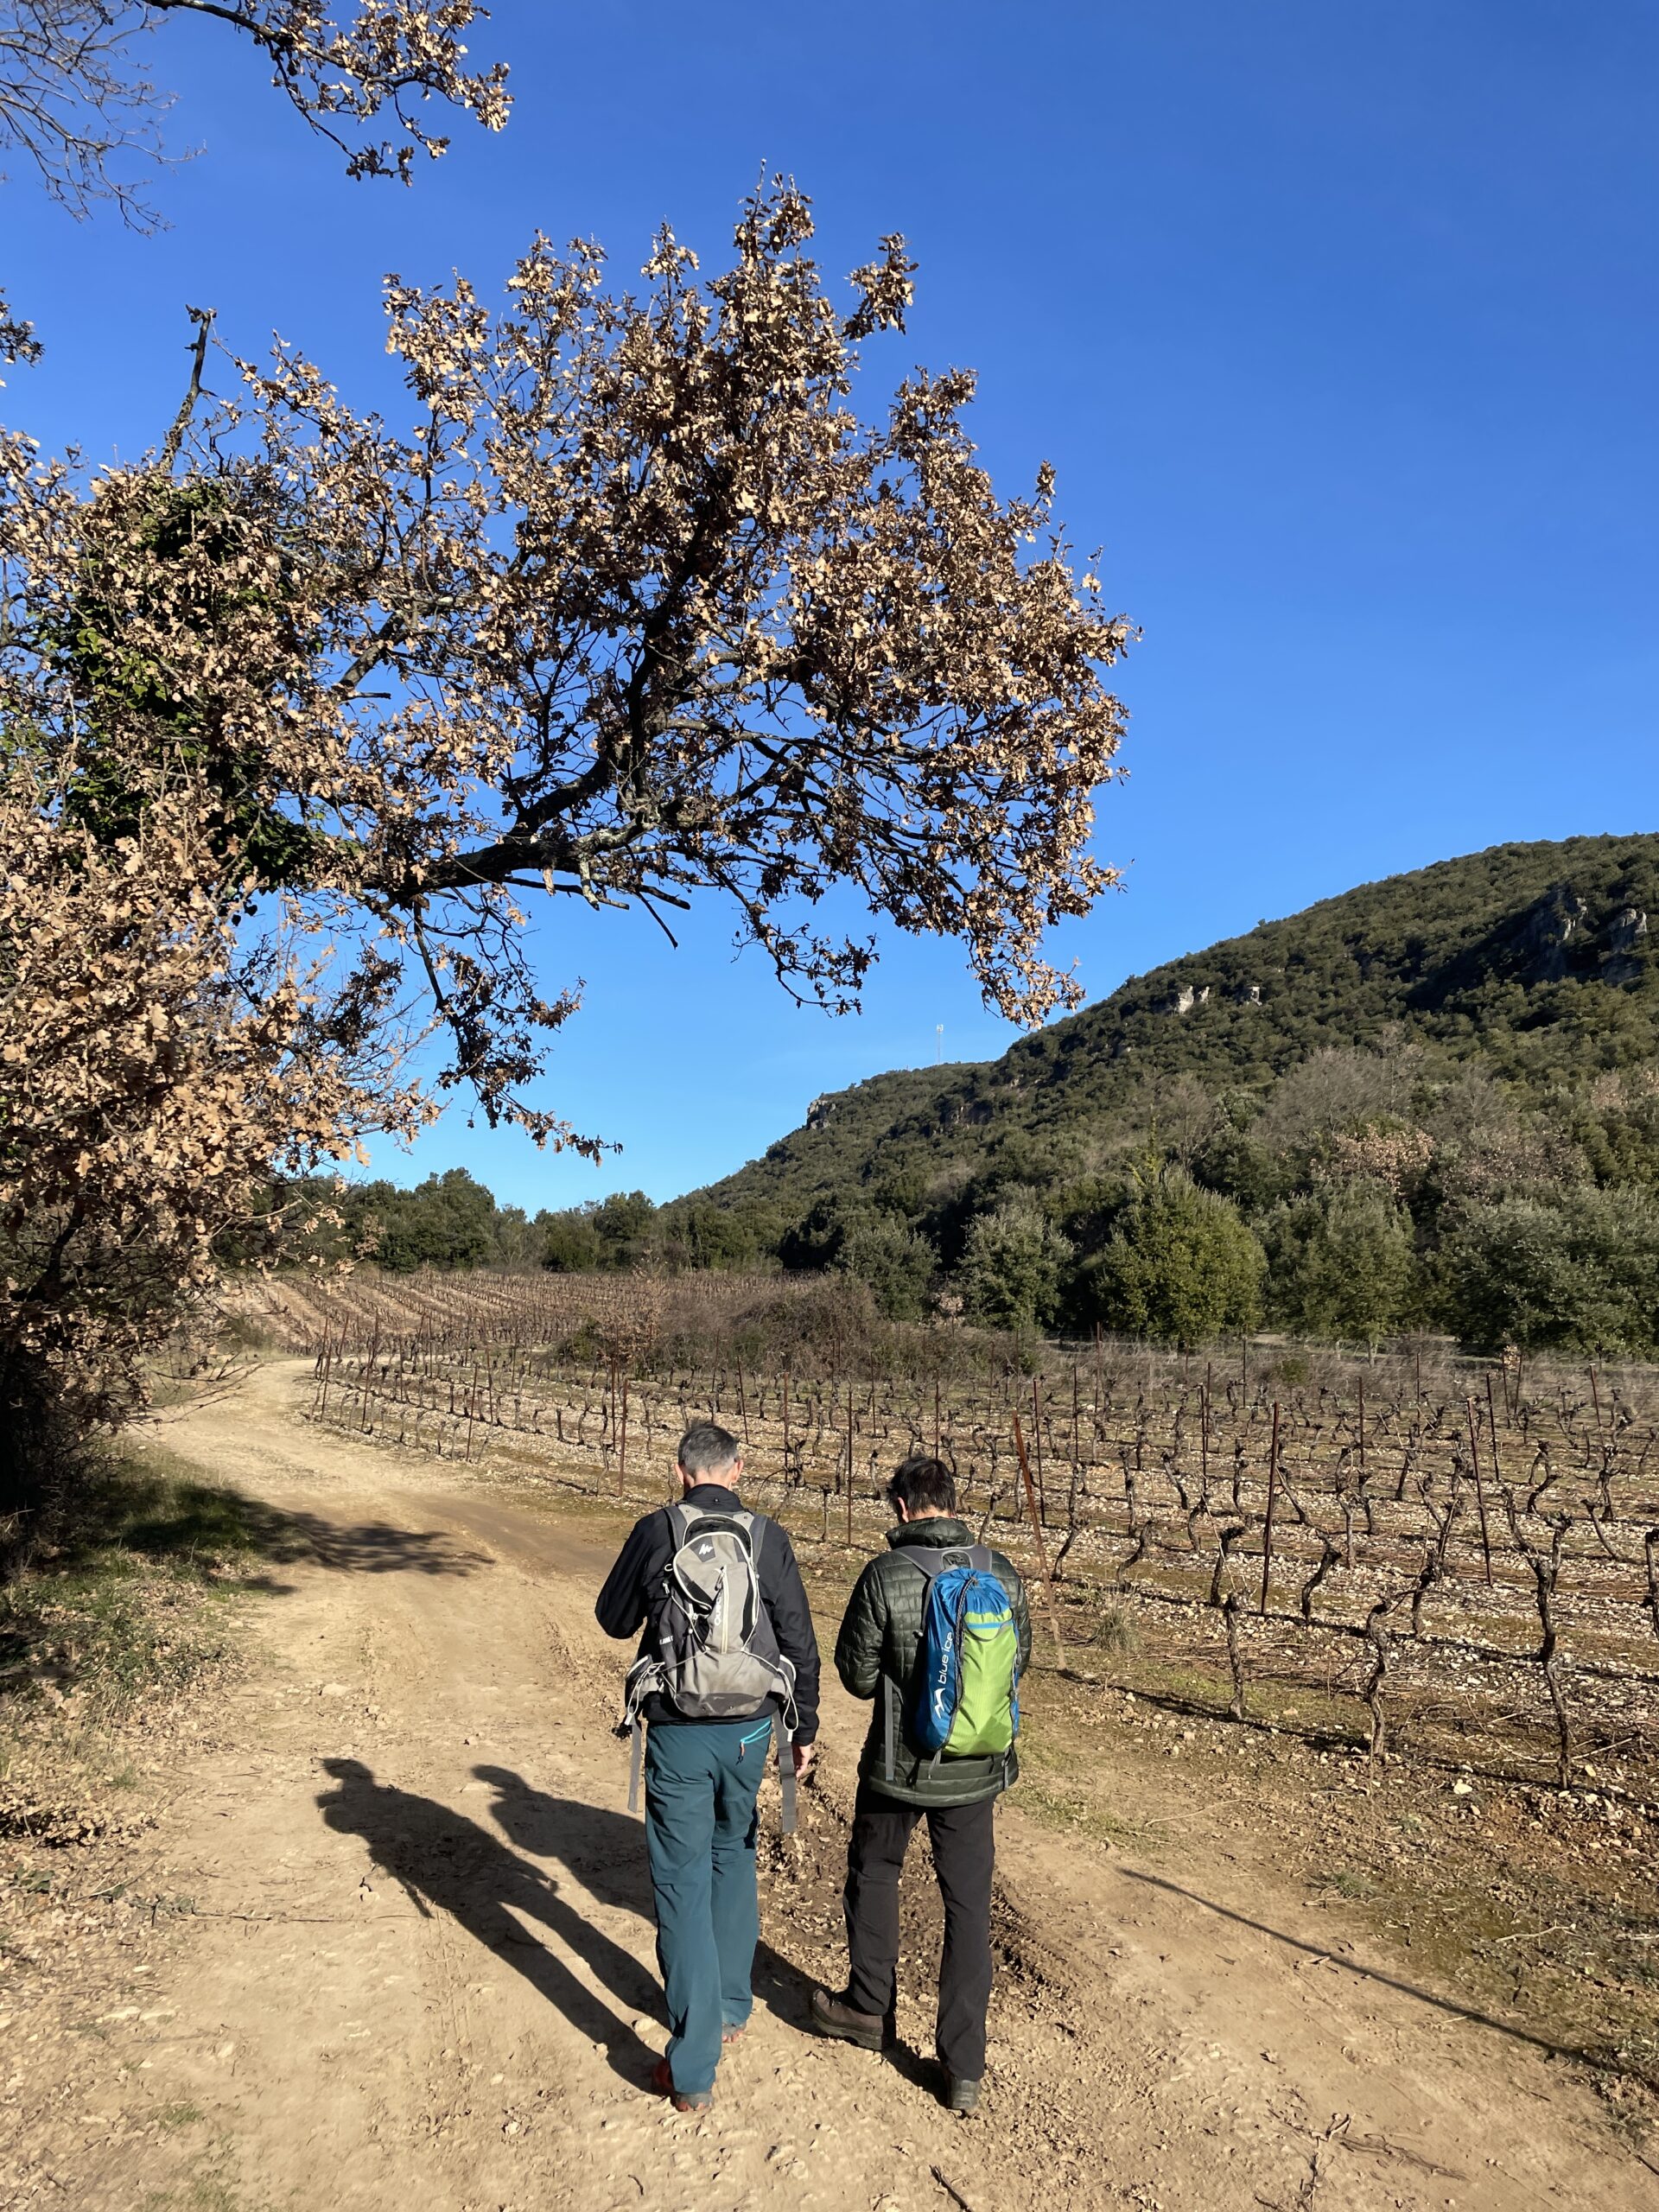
[622,1504,799,1827]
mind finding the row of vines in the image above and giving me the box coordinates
[237,1270,1659,1796]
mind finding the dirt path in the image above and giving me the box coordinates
[12,1361,1654,2212]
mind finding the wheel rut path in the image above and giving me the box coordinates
[17,1360,1651,2212]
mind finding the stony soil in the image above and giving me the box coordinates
[3,1359,1656,2212]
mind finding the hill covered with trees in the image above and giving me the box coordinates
[605,834,1659,1353]
[289,836,1659,1358]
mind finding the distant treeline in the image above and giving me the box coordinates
[260,1037,1659,1361]
[258,1170,755,1279]
[532,1047,1659,1359]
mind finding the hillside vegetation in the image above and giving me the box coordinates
[283,836,1659,1357]
[690,834,1659,1205]
[582,835,1659,1352]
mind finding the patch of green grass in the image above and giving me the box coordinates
[1091,1602,1138,1656]
[1013,1723,1175,1852]
[140,2178,245,2212]
[0,1448,283,1715]
[134,1891,198,1919]
[156,2102,205,2130]
[1325,1867,1376,1901]
[1098,1650,1236,1714]
[0,1556,233,1709]
[1017,1777,1164,1852]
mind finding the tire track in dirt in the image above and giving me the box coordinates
[10,1359,1649,2212]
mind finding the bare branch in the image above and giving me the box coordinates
[0,0,510,226]
[157,301,213,467]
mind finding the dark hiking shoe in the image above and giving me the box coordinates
[810,1987,886,2051]
[651,2054,713,2112]
[944,2075,982,2115]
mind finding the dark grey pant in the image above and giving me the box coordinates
[842,1783,997,2080]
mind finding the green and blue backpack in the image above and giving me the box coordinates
[887,1545,1020,1777]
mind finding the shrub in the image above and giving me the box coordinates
[959,1198,1074,1331]
[1264,1185,1417,1346]
[1078,1169,1264,1347]
[1438,1185,1659,1354]
[542,1214,605,1273]
[832,1214,938,1322]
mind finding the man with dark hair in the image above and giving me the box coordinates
[812,1454,1031,2113]
[597,1421,819,2110]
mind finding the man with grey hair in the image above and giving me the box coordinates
[597,1421,819,2110]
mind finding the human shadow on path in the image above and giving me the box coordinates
[474,1765,823,2040]
[315,1759,663,2085]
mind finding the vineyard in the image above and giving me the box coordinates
[235,1270,1659,1799]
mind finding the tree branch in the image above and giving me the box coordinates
[158,303,215,470]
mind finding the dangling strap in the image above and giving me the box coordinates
[627,1717,645,1815]
[883,1673,899,1783]
[774,1710,797,1835]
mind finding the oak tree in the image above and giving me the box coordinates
[0,184,1131,1535]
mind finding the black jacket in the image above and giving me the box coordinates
[594,1484,821,1743]
[835,1517,1032,1807]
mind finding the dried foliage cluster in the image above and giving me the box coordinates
[0,185,1130,1534]
[0,752,433,1482]
[0,292,42,372]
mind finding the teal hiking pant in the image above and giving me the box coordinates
[644,1718,771,2098]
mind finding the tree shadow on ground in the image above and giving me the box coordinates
[238,1502,486,1578]
[0,1480,485,1697]
[315,1758,664,2086]
[71,1464,487,1585]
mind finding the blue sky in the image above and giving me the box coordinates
[8,2,1657,1211]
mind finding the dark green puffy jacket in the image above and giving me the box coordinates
[834,1517,1033,1808]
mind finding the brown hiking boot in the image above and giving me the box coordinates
[809,1987,885,2051]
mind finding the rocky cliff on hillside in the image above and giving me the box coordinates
[680,833,1659,1228]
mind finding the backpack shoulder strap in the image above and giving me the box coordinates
[677,1503,755,1548]
[897,1546,950,1583]
[967,1544,995,1575]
